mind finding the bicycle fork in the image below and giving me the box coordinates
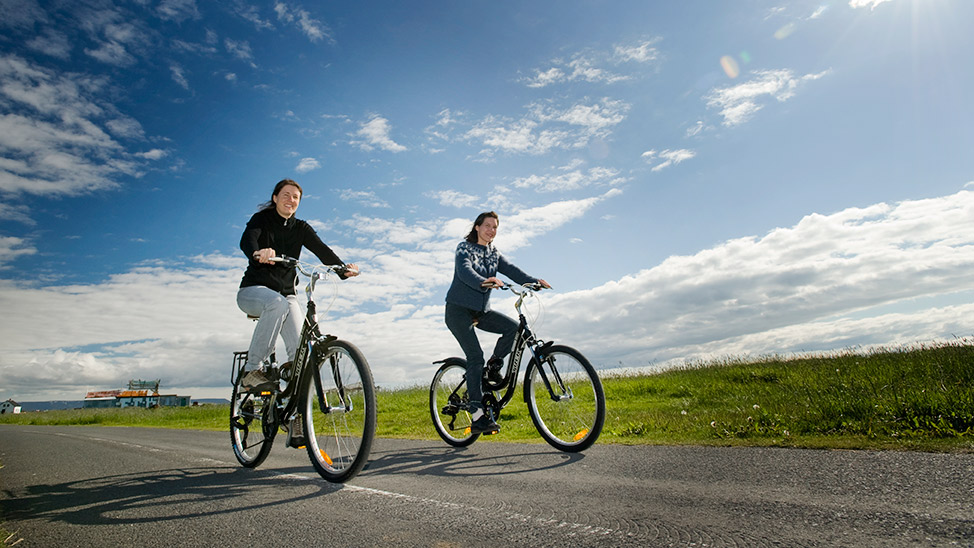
[529,342,573,402]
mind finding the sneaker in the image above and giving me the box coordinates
[469,407,500,434]
[470,414,500,435]
[240,369,276,392]
[485,356,504,384]
[286,417,306,448]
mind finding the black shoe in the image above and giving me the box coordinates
[470,414,500,435]
[485,357,504,384]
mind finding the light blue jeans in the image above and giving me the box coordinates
[237,285,303,371]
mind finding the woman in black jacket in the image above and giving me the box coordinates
[237,179,358,392]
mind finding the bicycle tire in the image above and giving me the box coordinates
[302,340,376,483]
[429,359,479,447]
[524,344,605,452]
[230,381,275,467]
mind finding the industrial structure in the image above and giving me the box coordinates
[83,379,191,409]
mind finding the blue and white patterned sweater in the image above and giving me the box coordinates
[445,241,538,312]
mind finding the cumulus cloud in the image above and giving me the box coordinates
[2,190,972,400]
[295,157,320,173]
[542,190,974,367]
[354,116,407,153]
[0,54,154,197]
[705,69,830,126]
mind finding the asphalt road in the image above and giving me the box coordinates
[1,424,971,547]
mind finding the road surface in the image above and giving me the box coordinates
[0,425,971,547]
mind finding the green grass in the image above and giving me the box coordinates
[3,340,972,452]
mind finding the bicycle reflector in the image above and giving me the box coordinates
[320,450,333,465]
[573,429,589,441]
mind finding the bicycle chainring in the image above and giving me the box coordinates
[481,393,501,421]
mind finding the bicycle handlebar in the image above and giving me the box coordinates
[482,280,548,293]
[269,255,357,277]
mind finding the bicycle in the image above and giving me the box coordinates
[229,256,376,482]
[430,282,606,452]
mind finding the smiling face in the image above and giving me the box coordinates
[272,184,301,218]
[475,216,498,245]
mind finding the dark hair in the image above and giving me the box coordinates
[464,211,499,244]
[259,178,303,210]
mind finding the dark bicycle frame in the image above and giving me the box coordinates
[435,283,567,419]
[231,258,355,437]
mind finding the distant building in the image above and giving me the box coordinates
[1,399,22,414]
[84,390,122,409]
[83,380,190,408]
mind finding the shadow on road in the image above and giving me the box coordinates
[362,445,585,478]
[1,466,340,526]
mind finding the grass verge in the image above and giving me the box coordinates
[2,340,972,452]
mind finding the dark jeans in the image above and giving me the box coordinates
[444,303,518,410]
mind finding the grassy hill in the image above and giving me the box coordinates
[3,340,972,452]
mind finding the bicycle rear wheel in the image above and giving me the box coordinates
[429,359,479,447]
[525,345,605,452]
[302,340,376,483]
[230,383,275,467]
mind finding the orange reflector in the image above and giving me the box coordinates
[259,391,272,396]
[320,450,333,465]
[464,427,471,435]
[573,429,589,441]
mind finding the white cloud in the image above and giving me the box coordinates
[428,190,479,208]
[0,236,37,264]
[641,148,696,172]
[170,63,190,90]
[354,116,407,153]
[523,39,661,88]
[338,189,390,208]
[295,157,320,173]
[849,0,893,9]
[705,69,830,126]
[225,38,255,65]
[2,191,972,401]
[0,54,157,197]
[613,39,661,63]
[26,29,71,59]
[464,98,630,156]
[157,0,200,22]
[274,2,333,43]
[136,149,168,160]
[542,190,974,366]
[512,166,625,192]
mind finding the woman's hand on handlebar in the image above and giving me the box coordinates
[537,279,551,289]
[481,277,504,289]
[253,248,277,264]
[342,263,360,277]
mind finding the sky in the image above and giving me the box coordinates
[1,0,973,402]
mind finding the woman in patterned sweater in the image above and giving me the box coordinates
[444,211,550,434]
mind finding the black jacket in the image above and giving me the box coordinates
[239,208,344,295]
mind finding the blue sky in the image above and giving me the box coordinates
[1,0,973,402]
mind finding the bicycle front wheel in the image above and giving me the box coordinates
[302,340,376,483]
[525,344,605,452]
[429,359,479,447]
[230,383,275,467]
